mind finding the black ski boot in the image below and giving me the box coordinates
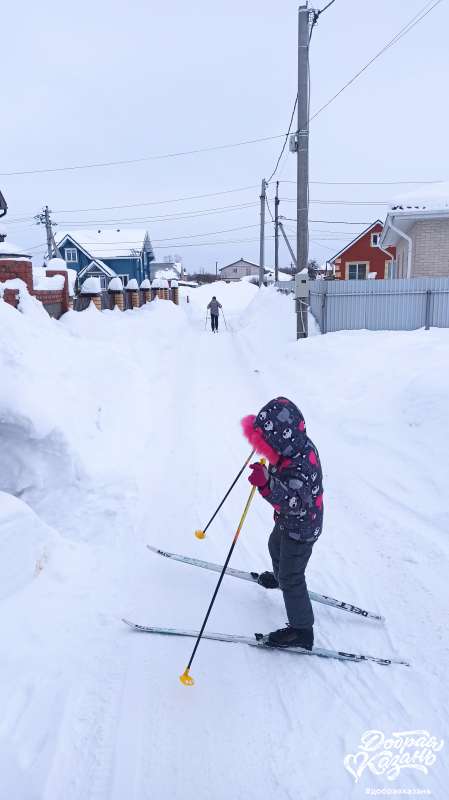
[257,571,279,589]
[266,624,314,650]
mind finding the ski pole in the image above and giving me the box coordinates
[180,459,265,687]
[194,450,255,539]
[204,311,209,330]
[221,310,228,330]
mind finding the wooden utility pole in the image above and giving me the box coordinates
[274,181,280,283]
[259,178,266,287]
[35,205,61,259]
[296,4,310,338]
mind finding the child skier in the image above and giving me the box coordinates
[207,296,222,332]
[242,397,323,650]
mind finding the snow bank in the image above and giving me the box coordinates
[0,492,60,603]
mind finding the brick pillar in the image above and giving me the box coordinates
[109,290,124,310]
[159,279,169,300]
[140,279,152,303]
[151,278,160,299]
[171,280,179,305]
[46,269,70,313]
[0,258,33,292]
[81,293,101,310]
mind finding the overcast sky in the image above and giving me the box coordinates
[1,0,448,272]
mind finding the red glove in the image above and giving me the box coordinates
[248,462,269,488]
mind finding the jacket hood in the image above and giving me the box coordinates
[242,397,308,460]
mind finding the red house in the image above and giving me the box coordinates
[329,220,395,280]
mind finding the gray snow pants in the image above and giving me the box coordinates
[268,522,314,629]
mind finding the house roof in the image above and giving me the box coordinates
[380,183,449,247]
[219,258,260,271]
[380,208,449,248]
[329,220,384,263]
[55,229,152,259]
[0,240,31,259]
[79,259,116,279]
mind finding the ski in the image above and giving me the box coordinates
[122,619,409,666]
[146,544,385,622]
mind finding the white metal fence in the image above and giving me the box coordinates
[309,277,449,334]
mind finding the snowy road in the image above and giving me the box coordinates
[0,285,448,799]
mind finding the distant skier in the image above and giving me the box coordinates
[207,296,222,333]
[242,398,323,650]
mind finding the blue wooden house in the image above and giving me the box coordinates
[54,228,155,288]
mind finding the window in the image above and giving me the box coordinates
[65,247,78,263]
[347,262,367,280]
[233,268,238,273]
[118,274,128,287]
[371,233,380,247]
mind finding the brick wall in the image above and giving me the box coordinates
[412,219,449,277]
[0,259,70,318]
[0,259,33,292]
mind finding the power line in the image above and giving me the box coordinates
[51,185,258,214]
[284,217,373,225]
[310,0,443,122]
[0,135,284,178]
[267,96,297,184]
[53,201,259,226]
[53,223,270,247]
[281,198,389,205]
[281,178,444,186]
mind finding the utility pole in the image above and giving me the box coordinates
[274,181,280,283]
[215,260,218,277]
[259,178,266,287]
[296,4,310,338]
[35,205,61,260]
[279,222,297,268]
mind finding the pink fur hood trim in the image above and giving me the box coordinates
[241,415,280,465]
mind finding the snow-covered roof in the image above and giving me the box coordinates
[126,278,139,290]
[381,184,449,248]
[389,182,449,213]
[140,278,151,289]
[154,267,180,280]
[0,240,31,259]
[55,229,151,259]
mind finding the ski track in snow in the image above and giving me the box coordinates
[0,287,448,799]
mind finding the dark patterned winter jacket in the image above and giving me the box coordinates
[242,397,324,543]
